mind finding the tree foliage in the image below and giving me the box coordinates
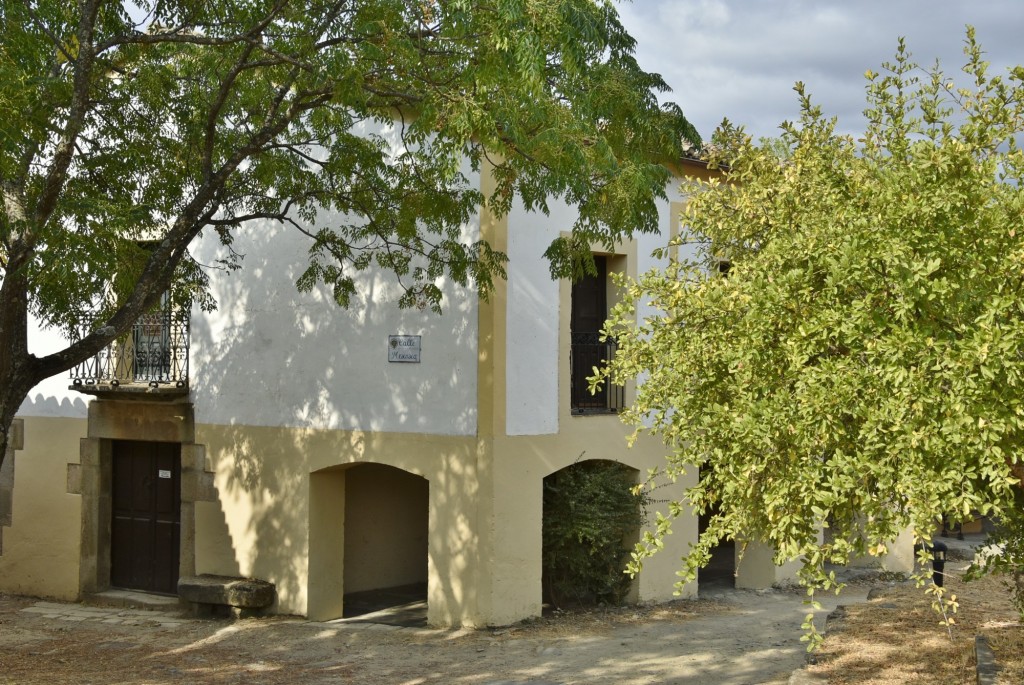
[0,0,697,463]
[602,30,1024,621]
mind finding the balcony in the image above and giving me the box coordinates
[569,332,624,414]
[70,304,189,398]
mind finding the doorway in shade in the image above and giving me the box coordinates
[111,440,181,595]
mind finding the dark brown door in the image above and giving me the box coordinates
[111,440,180,594]
[571,256,609,409]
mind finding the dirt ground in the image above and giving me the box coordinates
[0,584,865,685]
[807,555,1024,685]
[1,555,1020,685]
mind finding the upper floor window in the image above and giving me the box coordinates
[570,255,624,414]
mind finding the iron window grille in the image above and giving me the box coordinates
[70,295,189,389]
[570,332,624,414]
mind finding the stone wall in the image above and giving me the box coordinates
[0,419,24,553]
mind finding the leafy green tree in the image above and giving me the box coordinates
[0,0,698,464]
[602,30,1024,628]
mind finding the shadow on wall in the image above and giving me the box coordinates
[196,417,479,623]
[186,217,481,621]
[17,394,89,418]
[343,463,428,595]
[190,216,478,433]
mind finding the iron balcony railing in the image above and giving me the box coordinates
[70,304,189,389]
[570,331,624,414]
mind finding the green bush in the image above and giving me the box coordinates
[542,459,648,608]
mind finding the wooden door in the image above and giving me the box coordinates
[111,440,180,594]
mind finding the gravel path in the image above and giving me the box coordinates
[0,582,885,685]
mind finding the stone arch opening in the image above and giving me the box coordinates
[541,459,643,609]
[308,462,429,625]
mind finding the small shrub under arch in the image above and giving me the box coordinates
[542,458,648,608]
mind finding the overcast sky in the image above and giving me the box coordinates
[617,0,1024,142]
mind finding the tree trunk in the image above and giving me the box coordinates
[0,268,36,473]
[0,368,34,473]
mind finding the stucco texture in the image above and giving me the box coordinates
[0,416,86,600]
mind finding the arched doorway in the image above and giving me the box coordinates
[308,463,428,625]
[541,459,643,609]
[698,465,736,592]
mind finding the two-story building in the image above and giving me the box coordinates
[2,153,858,627]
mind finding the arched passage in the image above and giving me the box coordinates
[696,464,805,592]
[697,462,740,591]
[698,498,736,591]
[308,462,429,624]
[541,459,643,609]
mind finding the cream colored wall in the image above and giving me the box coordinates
[883,527,917,574]
[308,468,346,621]
[483,429,699,625]
[844,524,916,574]
[193,416,695,627]
[0,416,86,600]
[343,463,428,592]
[472,174,700,625]
[195,422,482,625]
[733,538,812,589]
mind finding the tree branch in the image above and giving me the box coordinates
[31,0,100,231]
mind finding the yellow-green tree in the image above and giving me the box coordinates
[603,30,1024,624]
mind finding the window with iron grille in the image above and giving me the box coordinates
[570,255,623,414]
[70,291,189,390]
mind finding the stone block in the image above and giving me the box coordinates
[177,574,276,611]
[87,400,193,443]
[976,634,1000,684]
[66,463,82,495]
[10,419,24,451]
[181,464,217,503]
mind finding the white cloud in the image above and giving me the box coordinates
[618,0,1024,140]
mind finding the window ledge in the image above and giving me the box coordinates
[570,408,621,417]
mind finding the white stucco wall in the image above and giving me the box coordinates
[187,119,481,435]
[504,199,578,436]
[505,179,693,437]
[187,212,480,435]
[17,234,478,436]
[19,121,482,437]
[634,182,701,335]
